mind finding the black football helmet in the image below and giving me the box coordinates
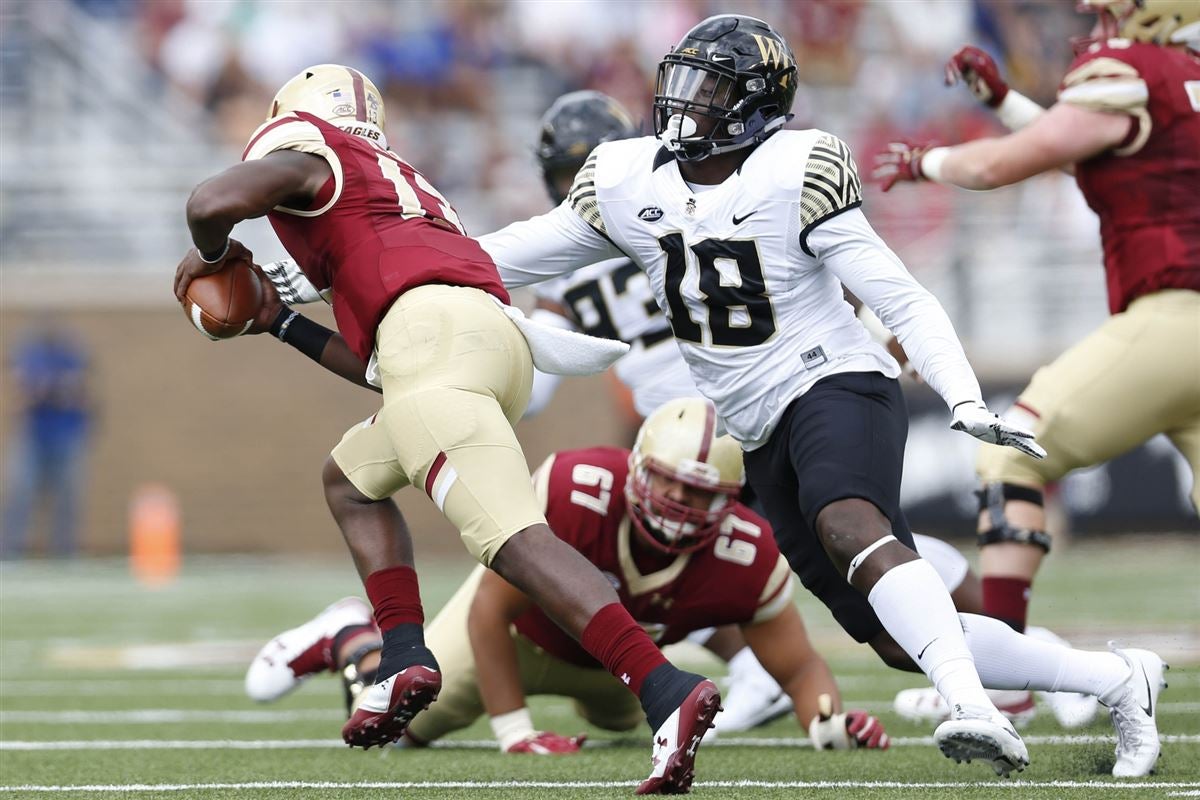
[536,91,638,203]
[654,15,797,162]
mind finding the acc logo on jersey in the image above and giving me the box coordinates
[638,206,664,222]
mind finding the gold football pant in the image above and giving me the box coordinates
[976,290,1200,511]
[331,285,546,566]
[406,566,644,742]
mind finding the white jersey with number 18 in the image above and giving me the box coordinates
[479,130,984,448]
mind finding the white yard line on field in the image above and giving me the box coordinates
[0,710,341,723]
[3,734,1198,751]
[7,705,1200,724]
[2,780,1199,793]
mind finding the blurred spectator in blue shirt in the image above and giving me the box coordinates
[2,320,94,559]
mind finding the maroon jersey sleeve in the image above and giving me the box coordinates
[1058,42,1200,312]
[241,112,510,360]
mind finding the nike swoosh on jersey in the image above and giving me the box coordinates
[732,211,759,225]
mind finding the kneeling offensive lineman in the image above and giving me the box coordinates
[246,399,890,753]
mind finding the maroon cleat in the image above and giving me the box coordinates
[635,679,722,795]
[341,665,441,749]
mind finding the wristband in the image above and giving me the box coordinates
[269,307,297,339]
[995,91,1045,132]
[918,147,951,183]
[198,239,230,264]
[280,314,334,362]
[490,707,536,752]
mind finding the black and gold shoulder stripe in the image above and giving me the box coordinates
[566,151,607,236]
[800,135,862,236]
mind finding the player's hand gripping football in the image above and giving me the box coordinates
[174,238,254,303]
[871,141,937,192]
[505,731,587,755]
[945,46,1009,108]
[951,401,1047,459]
[247,263,284,335]
[808,694,890,750]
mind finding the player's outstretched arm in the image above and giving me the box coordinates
[467,569,586,754]
[814,208,1045,458]
[741,606,889,750]
[479,204,624,289]
[872,102,1131,192]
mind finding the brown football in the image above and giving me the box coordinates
[184,259,264,340]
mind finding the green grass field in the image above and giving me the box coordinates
[2,535,1197,799]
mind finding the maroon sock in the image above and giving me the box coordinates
[580,603,669,696]
[364,565,424,633]
[982,576,1031,632]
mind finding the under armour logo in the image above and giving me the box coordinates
[621,673,631,685]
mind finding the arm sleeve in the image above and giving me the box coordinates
[810,208,984,410]
[260,259,329,305]
[478,204,623,289]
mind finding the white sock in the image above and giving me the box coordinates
[867,559,991,710]
[960,613,1129,701]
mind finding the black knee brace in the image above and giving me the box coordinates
[975,482,1052,553]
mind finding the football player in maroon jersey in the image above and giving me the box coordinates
[246,398,891,754]
[873,3,1198,627]
[173,65,722,794]
[873,3,1195,776]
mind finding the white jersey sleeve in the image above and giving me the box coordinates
[478,204,623,289]
[808,208,984,410]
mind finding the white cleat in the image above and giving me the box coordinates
[245,597,373,702]
[1104,644,1167,778]
[704,650,792,741]
[934,704,1030,778]
[894,686,1037,728]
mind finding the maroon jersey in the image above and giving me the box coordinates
[514,447,792,668]
[242,112,510,360]
[1059,42,1200,313]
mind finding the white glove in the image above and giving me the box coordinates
[950,401,1047,459]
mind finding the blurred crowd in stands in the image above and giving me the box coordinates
[68,0,1089,231]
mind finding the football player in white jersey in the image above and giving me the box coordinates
[527,91,799,734]
[477,14,1165,778]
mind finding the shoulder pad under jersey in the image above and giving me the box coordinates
[566,137,659,238]
[242,113,345,216]
[795,130,863,233]
[1059,43,1149,113]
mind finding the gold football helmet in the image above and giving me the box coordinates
[269,64,387,145]
[626,398,744,554]
[1077,0,1200,46]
